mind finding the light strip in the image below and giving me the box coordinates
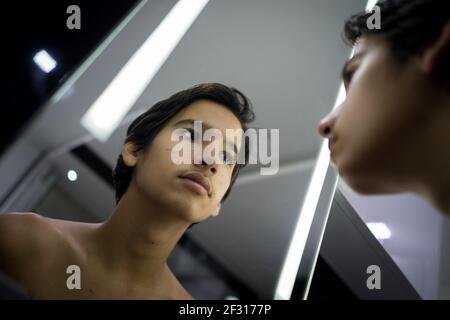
[81,0,210,142]
[366,0,379,11]
[274,140,332,300]
[274,0,373,300]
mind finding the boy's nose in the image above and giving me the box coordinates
[317,105,340,138]
[318,114,333,138]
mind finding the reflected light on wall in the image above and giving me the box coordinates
[367,222,392,240]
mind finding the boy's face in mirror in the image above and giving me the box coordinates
[123,100,243,223]
[318,35,443,194]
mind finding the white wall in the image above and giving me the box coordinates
[339,180,444,299]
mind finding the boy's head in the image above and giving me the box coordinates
[344,0,450,71]
[112,83,254,223]
[318,0,450,201]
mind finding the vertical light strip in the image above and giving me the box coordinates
[81,0,210,142]
[366,0,379,11]
[274,140,333,300]
[274,0,374,300]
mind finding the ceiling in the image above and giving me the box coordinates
[2,0,140,154]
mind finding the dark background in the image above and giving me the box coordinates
[1,0,139,155]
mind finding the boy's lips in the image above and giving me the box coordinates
[328,138,338,163]
[180,172,211,196]
[328,137,336,153]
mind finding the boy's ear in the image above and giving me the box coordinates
[121,142,138,167]
[421,20,450,76]
[211,203,221,217]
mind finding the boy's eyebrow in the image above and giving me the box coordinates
[341,52,365,79]
[173,119,238,155]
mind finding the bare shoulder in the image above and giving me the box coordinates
[0,212,96,297]
[0,212,54,245]
[0,211,46,228]
[0,212,58,263]
[0,212,86,273]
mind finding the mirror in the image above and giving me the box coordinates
[0,0,367,299]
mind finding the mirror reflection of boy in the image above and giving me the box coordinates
[0,83,255,299]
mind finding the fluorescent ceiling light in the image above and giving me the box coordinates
[33,50,57,73]
[274,0,374,300]
[366,0,378,10]
[81,0,210,142]
[367,222,392,240]
[67,170,78,182]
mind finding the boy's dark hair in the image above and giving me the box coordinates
[112,83,255,205]
[344,0,450,77]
